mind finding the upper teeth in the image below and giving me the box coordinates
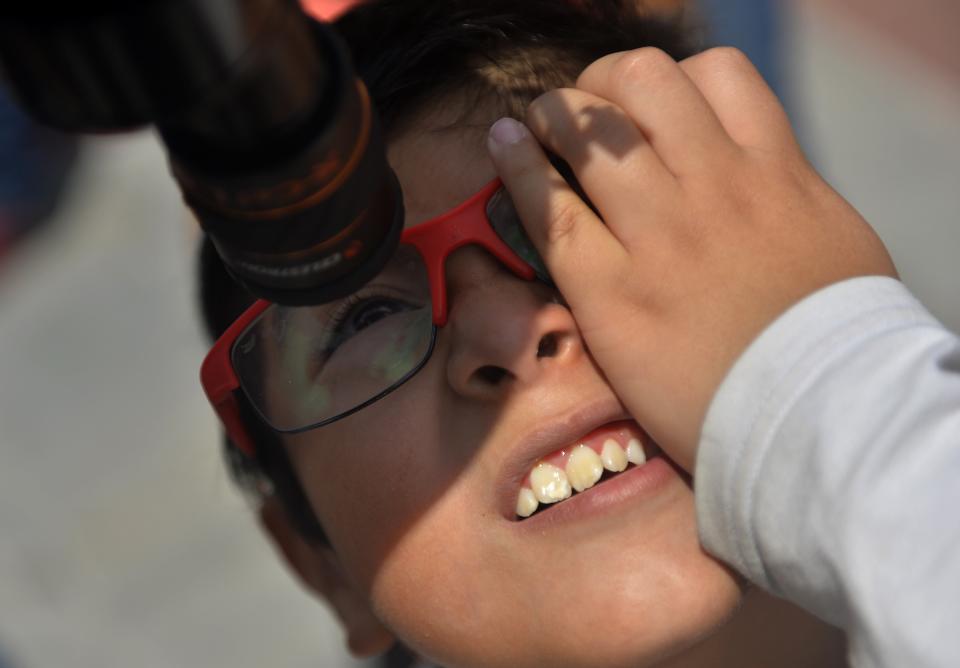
[516,488,539,518]
[530,462,572,504]
[566,445,603,492]
[516,435,653,519]
[626,438,646,465]
[601,439,628,472]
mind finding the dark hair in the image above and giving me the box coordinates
[198,0,697,541]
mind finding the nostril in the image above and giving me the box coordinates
[475,365,510,385]
[537,333,559,358]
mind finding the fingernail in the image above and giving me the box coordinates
[489,117,529,146]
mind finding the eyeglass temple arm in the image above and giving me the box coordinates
[201,346,258,458]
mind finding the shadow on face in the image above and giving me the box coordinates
[265,103,755,667]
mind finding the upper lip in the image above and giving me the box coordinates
[494,399,633,519]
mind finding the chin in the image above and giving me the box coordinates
[369,472,744,668]
[528,565,745,668]
[375,545,744,668]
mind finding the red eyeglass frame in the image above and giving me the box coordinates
[201,177,536,457]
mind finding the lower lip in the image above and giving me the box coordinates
[510,455,683,530]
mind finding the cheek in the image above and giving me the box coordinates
[282,358,743,666]
[369,483,745,668]
[284,362,461,590]
[367,482,517,665]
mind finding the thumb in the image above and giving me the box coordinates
[486,117,628,316]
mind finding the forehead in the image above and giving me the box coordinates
[387,106,499,229]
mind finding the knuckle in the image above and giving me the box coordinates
[529,88,570,112]
[613,47,675,87]
[526,90,557,119]
[700,46,750,71]
[547,198,588,246]
[527,88,577,130]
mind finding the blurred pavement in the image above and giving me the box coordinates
[0,134,373,667]
[0,3,957,666]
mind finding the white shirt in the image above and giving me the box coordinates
[696,276,960,668]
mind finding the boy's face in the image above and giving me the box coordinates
[279,106,744,667]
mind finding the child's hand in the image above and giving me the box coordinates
[487,47,896,472]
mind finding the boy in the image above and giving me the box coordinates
[199,1,846,665]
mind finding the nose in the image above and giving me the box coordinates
[443,246,583,400]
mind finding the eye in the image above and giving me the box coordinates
[347,298,407,332]
[326,295,419,353]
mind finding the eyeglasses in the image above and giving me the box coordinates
[201,178,551,456]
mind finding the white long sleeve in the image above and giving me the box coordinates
[696,276,960,667]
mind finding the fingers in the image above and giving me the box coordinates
[523,87,680,236]
[486,118,629,309]
[576,47,739,176]
[678,47,799,154]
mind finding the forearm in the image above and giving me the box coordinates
[696,276,960,667]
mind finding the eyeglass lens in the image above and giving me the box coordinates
[232,188,550,432]
[232,245,434,432]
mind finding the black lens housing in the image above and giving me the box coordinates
[0,0,403,305]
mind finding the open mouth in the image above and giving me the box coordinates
[515,421,662,520]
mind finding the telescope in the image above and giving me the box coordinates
[0,0,403,305]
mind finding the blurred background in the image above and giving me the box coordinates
[0,1,957,666]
